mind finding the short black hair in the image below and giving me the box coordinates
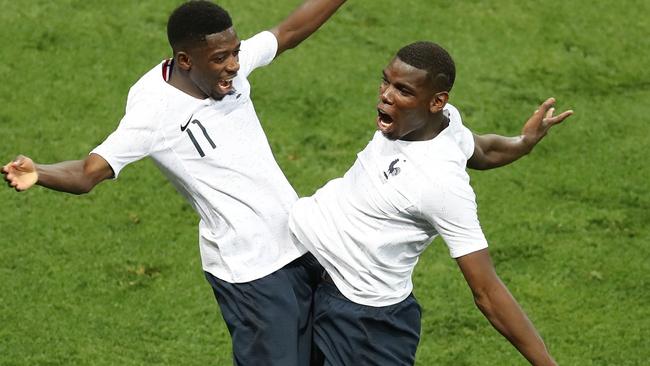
[167,1,233,51]
[396,41,456,92]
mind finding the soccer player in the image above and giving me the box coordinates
[2,1,345,364]
[289,42,573,365]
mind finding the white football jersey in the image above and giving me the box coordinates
[93,31,305,283]
[289,104,488,306]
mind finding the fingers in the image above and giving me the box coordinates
[4,156,24,172]
[2,161,14,182]
[4,173,18,189]
[4,172,29,192]
[541,97,556,109]
[547,110,574,125]
[537,98,574,125]
[2,155,32,191]
[527,98,556,126]
[535,97,556,118]
[4,169,16,185]
[545,107,555,119]
[13,155,26,168]
[8,155,34,174]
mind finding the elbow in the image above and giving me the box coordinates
[473,292,491,314]
[472,288,497,317]
[520,145,534,157]
[70,184,92,195]
[75,185,93,195]
[81,178,102,194]
[467,157,498,171]
[72,176,99,195]
[468,162,491,171]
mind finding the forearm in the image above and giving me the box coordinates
[273,0,346,54]
[474,281,556,365]
[36,160,103,194]
[469,134,533,170]
[469,98,574,170]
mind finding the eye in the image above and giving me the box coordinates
[233,49,240,58]
[398,87,412,96]
[213,56,227,63]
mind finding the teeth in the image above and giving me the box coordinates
[378,111,392,123]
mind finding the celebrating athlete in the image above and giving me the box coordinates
[289,41,572,365]
[3,1,346,364]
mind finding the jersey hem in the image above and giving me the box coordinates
[202,247,307,284]
[329,274,414,307]
[449,242,488,259]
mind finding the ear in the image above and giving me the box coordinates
[429,91,449,114]
[176,51,192,71]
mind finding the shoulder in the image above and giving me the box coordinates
[444,103,461,122]
[118,64,173,130]
[417,140,474,197]
[125,62,170,113]
[418,165,476,224]
[444,103,475,159]
[238,31,278,76]
[241,31,278,51]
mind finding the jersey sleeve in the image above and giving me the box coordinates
[445,103,475,159]
[238,31,278,78]
[419,172,488,258]
[90,93,158,179]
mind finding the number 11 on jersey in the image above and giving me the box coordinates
[182,119,216,157]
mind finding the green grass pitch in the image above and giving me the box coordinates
[1,0,649,365]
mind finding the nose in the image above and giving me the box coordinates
[226,55,240,74]
[380,84,393,105]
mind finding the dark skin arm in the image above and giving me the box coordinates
[3,0,347,190]
[270,0,346,56]
[456,248,557,365]
[2,153,114,194]
[467,97,573,170]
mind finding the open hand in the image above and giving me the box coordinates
[521,97,573,147]
[2,155,38,191]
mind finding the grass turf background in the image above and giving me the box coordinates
[1,0,649,364]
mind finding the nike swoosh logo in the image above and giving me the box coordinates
[180,116,192,132]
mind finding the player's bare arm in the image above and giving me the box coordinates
[270,0,346,56]
[467,97,574,170]
[456,249,557,366]
[2,153,113,194]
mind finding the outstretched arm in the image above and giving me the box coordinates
[467,98,573,170]
[3,153,113,194]
[456,249,557,365]
[270,0,346,56]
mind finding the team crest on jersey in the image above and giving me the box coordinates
[383,158,405,179]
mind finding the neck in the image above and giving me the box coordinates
[167,63,208,99]
[433,112,450,135]
[403,112,449,141]
[424,109,450,140]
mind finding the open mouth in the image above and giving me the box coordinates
[217,76,236,94]
[377,109,394,132]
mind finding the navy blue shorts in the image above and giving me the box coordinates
[312,279,421,366]
[204,253,323,366]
